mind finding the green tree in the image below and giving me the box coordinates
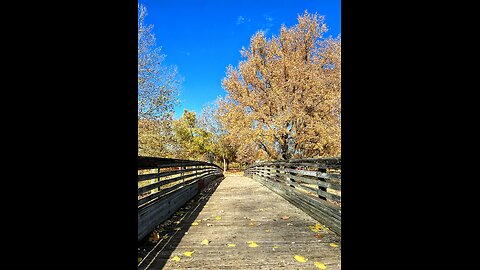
[172,110,215,161]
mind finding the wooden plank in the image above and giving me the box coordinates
[138,169,216,194]
[138,167,213,182]
[138,172,216,207]
[252,170,341,194]
[138,156,222,170]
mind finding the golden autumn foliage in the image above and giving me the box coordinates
[138,118,172,157]
[218,11,340,160]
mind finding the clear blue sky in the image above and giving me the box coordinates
[139,0,341,119]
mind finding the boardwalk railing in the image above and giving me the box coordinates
[245,157,341,235]
[138,156,224,241]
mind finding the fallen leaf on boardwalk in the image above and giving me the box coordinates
[314,262,327,269]
[162,235,169,239]
[329,243,338,247]
[308,225,320,233]
[215,216,222,220]
[171,255,181,262]
[204,206,208,208]
[174,227,181,231]
[281,216,290,220]
[314,234,324,239]
[201,239,210,245]
[265,230,271,232]
[175,221,180,224]
[138,257,142,263]
[207,223,213,227]
[247,241,258,247]
[183,251,194,257]
[294,255,308,263]
[226,243,236,247]
[273,245,280,248]
[287,223,293,226]
[202,218,209,221]
[196,220,202,223]
[191,222,199,226]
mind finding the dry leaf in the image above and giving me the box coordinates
[183,251,194,257]
[227,243,236,247]
[171,255,180,262]
[314,262,327,269]
[281,216,290,220]
[138,257,142,263]
[294,255,308,263]
[314,234,324,239]
[215,216,222,220]
[201,239,210,245]
[329,243,338,247]
[191,222,199,226]
[247,241,258,247]
[162,235,169,239]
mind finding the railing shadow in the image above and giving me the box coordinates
[138,175,224,270]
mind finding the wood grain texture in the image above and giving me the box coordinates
[138,176,340,270]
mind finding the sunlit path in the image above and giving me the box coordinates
[139,175,341,270]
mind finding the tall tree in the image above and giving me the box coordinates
[138,4,181,156]
[219,11,341,161]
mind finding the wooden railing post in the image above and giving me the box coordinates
[317,167,327,200]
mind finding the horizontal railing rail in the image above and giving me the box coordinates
[138,156,223,241]
[245,157,341,235]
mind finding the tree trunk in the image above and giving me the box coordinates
[223,157,227,173]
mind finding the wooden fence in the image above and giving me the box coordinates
[245,157,341,235]
[138,156,224,241]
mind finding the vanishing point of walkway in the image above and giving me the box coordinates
[138,175,341,269]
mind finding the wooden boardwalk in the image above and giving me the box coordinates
[138,175,341,270]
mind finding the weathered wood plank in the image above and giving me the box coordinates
[138,172,220,207]
[138,169,217,195]
[138,167,213,182]
[138,175,341,270]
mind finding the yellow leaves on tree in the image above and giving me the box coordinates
[218,10,341,160]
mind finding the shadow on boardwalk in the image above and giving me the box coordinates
[138,176,224,270]
[139,175,341,270]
